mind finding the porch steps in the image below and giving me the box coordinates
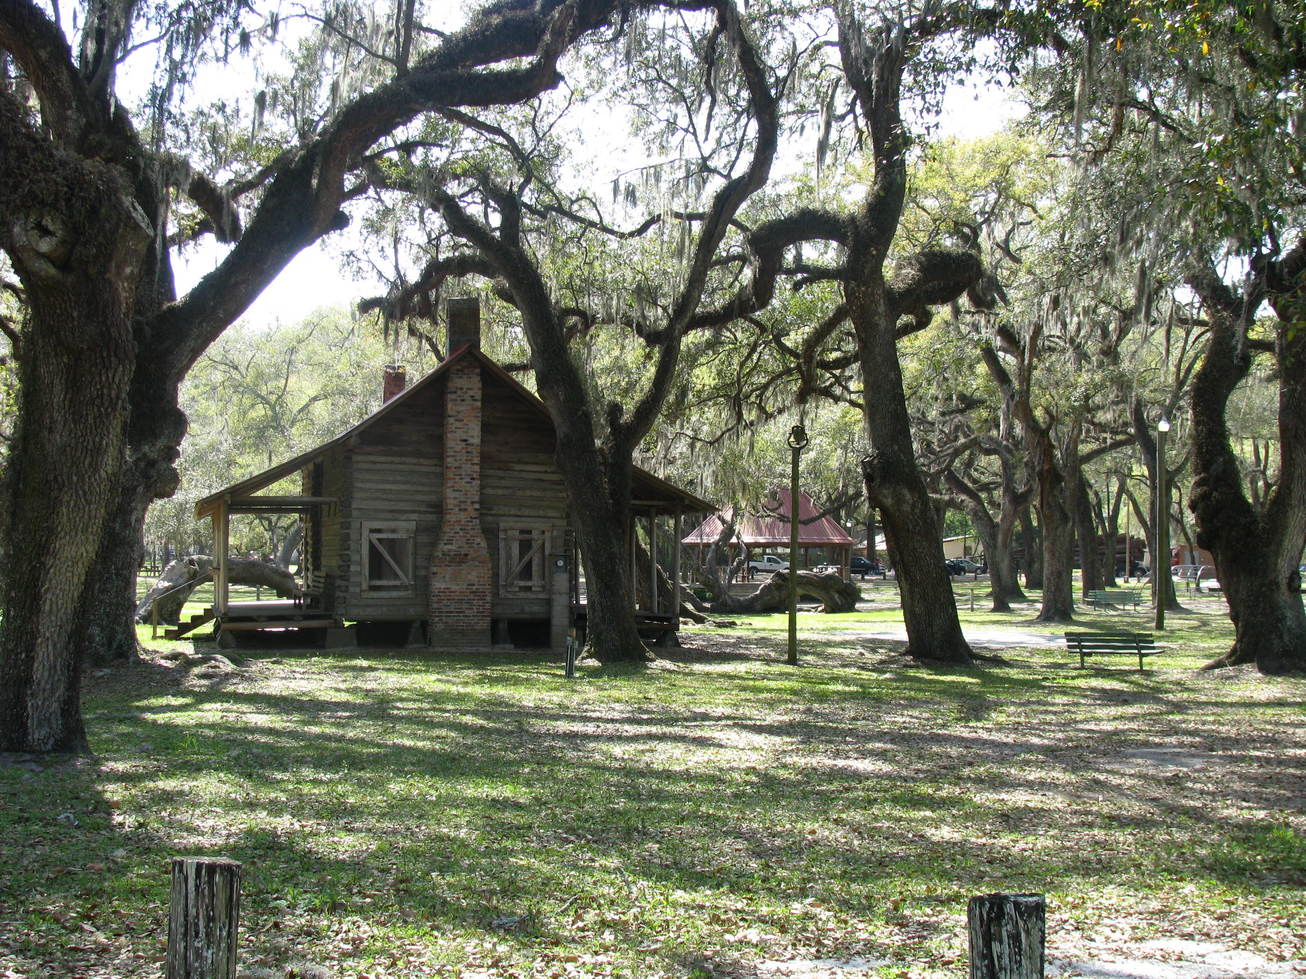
[165,608,215,640]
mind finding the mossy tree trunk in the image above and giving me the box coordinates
[0,92,146,750]
[0,0,637,752]
[1187,253,1306,674]
[835,10,977,665]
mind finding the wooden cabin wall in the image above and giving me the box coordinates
[329,367,570,627]
[319,447,346,612]
[480,372,570,622]
[337,382,445,621]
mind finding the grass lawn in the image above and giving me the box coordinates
[1,596,1303,978]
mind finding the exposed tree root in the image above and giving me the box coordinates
[1199,645,1245,671]
[902,645,978,666]
[1033,613,1076,625]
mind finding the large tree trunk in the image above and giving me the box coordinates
[1099,481,1123,589]
[1188,261,1306,674]
[556,438,652,663]
[945,469,1024,613]
[0,329,133,753]
[1030,427,1076,623]
[136,555,300,625]
[276,523,303,569]
[990,438,1031,609]
[853,282,973,665]
[0,98,146,752]
[827,5,977,666]
[727,570,860,613]
[80,356,193,663]
[1072,468,1105,596]
[991,477,1027,609]
[81,473,158,666]
[1019,506,1043,590]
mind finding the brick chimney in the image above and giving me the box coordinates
[447,297,481,355]
[428,298,492,648]
[382,365,407,403]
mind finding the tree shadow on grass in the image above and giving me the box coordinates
[6,639,1301,977]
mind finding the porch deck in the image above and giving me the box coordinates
[217,601,339,635]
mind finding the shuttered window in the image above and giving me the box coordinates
[499,527,548,594]
[362,521,415,592]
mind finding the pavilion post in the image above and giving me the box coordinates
[630,515,639,611]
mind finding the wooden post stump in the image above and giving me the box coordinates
[167,856,242,979]
[967,892,1044,979]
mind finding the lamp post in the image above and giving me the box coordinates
[1154,416,1171,631]
[787,424,808,667]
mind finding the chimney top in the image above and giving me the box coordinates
[446,297,480,357]
[383,364,407,404]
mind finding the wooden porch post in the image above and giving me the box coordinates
[648,512,658,616]
[630,514,639,611]
[214,506,230,616]
[672,509,682,622]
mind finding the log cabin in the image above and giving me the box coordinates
[192,298,710,649]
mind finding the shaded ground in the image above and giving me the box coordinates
[0,618,1302,978]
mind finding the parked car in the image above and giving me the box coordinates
[1115,561,1148,578]
[747,554,789,574]
[849,555,884,577]
[947,558,983,576]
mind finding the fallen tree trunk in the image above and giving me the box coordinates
[715,570,860,614]
[135,556,300,625]
[634,540,709,624]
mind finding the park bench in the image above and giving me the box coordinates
[1064,630,1160,670]
[1085,589,1143,611]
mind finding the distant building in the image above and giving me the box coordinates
[682,488,855,574]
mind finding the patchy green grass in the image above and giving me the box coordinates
[2,609,1302,978]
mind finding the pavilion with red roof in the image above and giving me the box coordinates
[681,488,855,577]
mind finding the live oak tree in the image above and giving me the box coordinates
[1187,254,1306,673]
[1029,0,1306,671]
[684,2,1032,664]
[896,133,1052,612]
[364,0,780,662]
[0,0,690,753]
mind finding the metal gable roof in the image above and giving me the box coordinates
[681,488,855,548]
[195,344,713,517]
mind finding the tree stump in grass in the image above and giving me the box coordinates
[167,857,242,978]
[967,892,1044,979]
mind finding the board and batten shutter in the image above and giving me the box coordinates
[362,520,416,592]
[499,527,548,594]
